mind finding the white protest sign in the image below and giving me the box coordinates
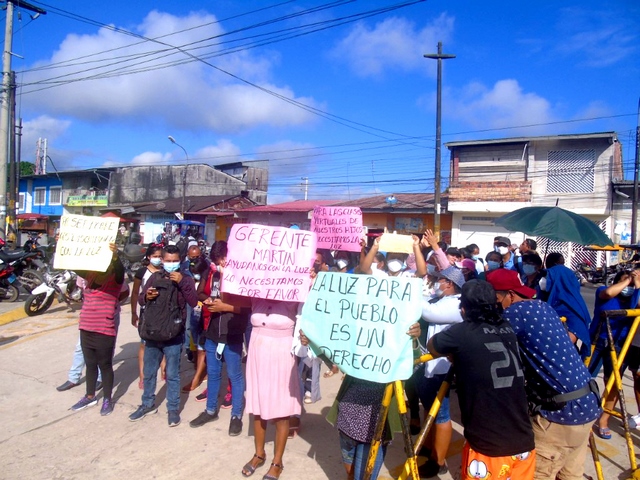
[310,206,363,252]
[222,224,318,302]
[54,214,120,272]
[299,272,422,383]
[378,232,414,254]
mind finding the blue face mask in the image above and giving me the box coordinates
[522,264,537,276]
[472,255,480,261]
[487,260,501,271]
[149,257,162,267]
[427,264,438,276]
[163,262,180,273]
[621,286,634,297]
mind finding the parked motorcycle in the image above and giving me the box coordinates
[0,247,45,293]
[24,270,83,316]
[574,260,607,285]
[0,263,20,302]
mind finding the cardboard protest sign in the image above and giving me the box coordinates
[299,272,422,383]
[54,214,120,272]
[378,232,414,254]
[222,224,317,302]
[311,206,363,252]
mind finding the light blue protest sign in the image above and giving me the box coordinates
[299,272,422,383]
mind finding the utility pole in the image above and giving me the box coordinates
[7,70,15,246]
[301,177,308,200]
[168,135,189,218]
[424,42,455,238]
[0,0,45,239]
[632,97,640,244]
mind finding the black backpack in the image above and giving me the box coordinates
[138,272,184,342]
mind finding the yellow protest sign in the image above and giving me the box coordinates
[53,214,120,272]
[378,232,414,254]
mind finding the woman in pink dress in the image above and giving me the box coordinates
[238,297,301,480]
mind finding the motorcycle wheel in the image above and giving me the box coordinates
[605,273,616,287]
[24,292,55,316]
[18,270,44,294]
[1,284,19,302]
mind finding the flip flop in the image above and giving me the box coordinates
[594,426,612,440]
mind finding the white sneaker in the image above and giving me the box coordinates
[629,413,640,429]
[303,391,312,404]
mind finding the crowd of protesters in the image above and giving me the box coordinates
[53,228,640,480]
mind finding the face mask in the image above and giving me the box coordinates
[621,286,634,297]
[336,259,348,270]
[487,260,501,271]
[427,264,438,276]
[495,246,509,255]
[433,282,445,297]
[522,264,537,276]
[163,262,180,273]
[149,257,162,267]
[472,255,480,261]
[193,274,201,281]
[387,259,404,273]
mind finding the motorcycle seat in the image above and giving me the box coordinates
[0,249,30,262]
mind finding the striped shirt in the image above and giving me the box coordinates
[78,260,124,337]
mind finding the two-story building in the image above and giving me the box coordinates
[18,168,114,240]
[445,132,623,266]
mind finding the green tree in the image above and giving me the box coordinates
[19,161,35,176]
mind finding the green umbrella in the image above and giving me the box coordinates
[494,206,613,247]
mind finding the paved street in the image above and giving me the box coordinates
[0,284,637,479]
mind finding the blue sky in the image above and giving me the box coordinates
[7,0,640,203]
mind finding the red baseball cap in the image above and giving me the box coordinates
[486,268,536,298]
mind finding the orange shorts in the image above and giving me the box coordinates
[461,442,535,479]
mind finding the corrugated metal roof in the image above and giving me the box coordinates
[237,199,339,213]
[445,132,617,148]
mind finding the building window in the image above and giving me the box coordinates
[49,187,62,205]
[34,188,46,206]
[18,193,24,210]
[546,149,595,193]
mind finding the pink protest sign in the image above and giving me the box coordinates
[311,206,363,252]
[222,224,318,302]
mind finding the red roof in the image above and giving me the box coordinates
[238,199,340,213]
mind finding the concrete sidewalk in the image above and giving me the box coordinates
[0,302,638,480]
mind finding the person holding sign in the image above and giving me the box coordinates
[359,235,427,278]
[70,243,125,417]
[427,280,536,480]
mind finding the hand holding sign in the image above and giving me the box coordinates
[378,231,414,254]
[54,214,120,272]
[311,206,363,252]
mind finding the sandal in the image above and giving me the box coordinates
[242,453,266,477]
[288,425,300,439]
[262,462,284,480]
[594,426,612,440]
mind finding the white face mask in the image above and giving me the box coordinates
[433,281,445,297]
[387,259,404,273]
[495,246,509,255]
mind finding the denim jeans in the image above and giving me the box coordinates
[339,431,387,480]
[69,335,101,383]
[204,338,245,417]
[142,338,182,412]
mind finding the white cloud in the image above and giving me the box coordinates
[195,139,242,164]
[330,14,455,78]
[555,7,637,67]
[446,79,556,135]
[21,115,71,154]
[103,151,172,167]
[22,10,318,133]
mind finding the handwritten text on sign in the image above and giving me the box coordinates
[299,272,422,383]
[222,224,318,302]
[311,206,363,252]
[54,214,119,272]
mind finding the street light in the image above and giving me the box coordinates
[168,135,189,218]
